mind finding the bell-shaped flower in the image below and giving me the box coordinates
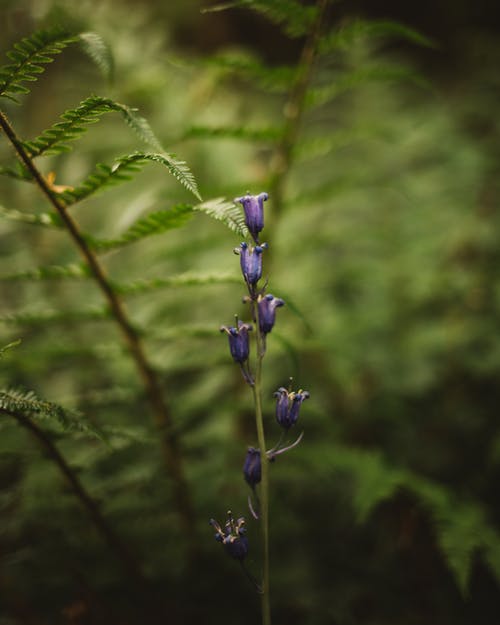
[220,320,252,364]
[235,192,268,243]
[243,447,262,487]
[274,387,310,430]
[235,242,267,289]
[258,294,285,335]
[209,511,248,560]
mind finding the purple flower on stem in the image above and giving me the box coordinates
[258,294,285,335]
[235,192,268,243]
[209,511,248,560]
[243,447,262,487]
[220,320,254,385]
[274,387,310,430]
[235,242,267,290]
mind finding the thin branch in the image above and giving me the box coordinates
[269,0,330,218]
[0,109,196,548]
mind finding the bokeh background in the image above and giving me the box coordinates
[1,1,500,623]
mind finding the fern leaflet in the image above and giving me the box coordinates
[59,152,201,205]
[0,205,62,228]
[113,272,240,296]
[22,96,164,158]
[0,263,89,282]
[194,197,248,237]
[0,339,22,357]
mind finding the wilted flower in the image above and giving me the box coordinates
[235,242,267,289]
[220,320,252,364]
[235,192,268,243]
[209,511,248,560]
[258,294,285,335]
[243,447,262,487]
[274,387,310,430]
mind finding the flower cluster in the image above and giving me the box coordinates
[210,192,309,567]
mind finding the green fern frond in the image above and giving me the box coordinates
[0,263,89,282]
[203,0,317,37]
[306,64,430,109]
[184,124,283,143]
[89,204,193,251]
[0,29,77,102]
[60,152,200,205]
[0,388,104,440]
[113,272,240,296]
[78,32,114,81]
[194,197,248,237]
[22,96,164,158]
[207,52,295,91]
[0,205,62,228]
[0,339,22,357]
[0,307,110,326]
[320,18,436,54]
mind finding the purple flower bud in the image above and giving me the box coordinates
[274,387,310,430]
[235,242,267,287]
[243,447,261,487]
[209,512,248,560]
[235,192,268,243]
[258,294,285,335]
[220,321,252,363]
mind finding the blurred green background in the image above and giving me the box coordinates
[1,1,500,624]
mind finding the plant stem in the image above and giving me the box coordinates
[270,0,329,219]
[0,109,196,548]
[251,302,271,625]
[1,408,145,588]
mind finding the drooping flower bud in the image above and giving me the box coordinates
[243,447,261,487]
[235,242,267,288]
[258,294,285,335]
[220,320,252,363]
[274,387,310,430]
[235,192,268,243]
[209,512,248,560]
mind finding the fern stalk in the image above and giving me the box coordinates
[269,0,329,218]
[0,109,196,550]
[251,301,271,625]
[0,407,145,588]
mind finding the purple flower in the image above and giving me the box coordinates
[220,321,252,364]
[209,512,248,560]
[235,192,268,243]
[274,387,310,430]
[258,294,285,335]
[235,242,267,288]
[243,447,261,487]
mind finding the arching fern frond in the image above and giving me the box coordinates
[113,272,240,296]
[0,263,89,282]
[184,124,283,143]
[207,52,295,92]
[0,388,104,440]
[0,306,110,327]
[60,152,201,205]
[320,18,435,54]
[89,204,193,251]
[203,0,317,37]
[0,339,21,357]
[194,197,248,237]
[0,30,113,102]
[22,96,164,158]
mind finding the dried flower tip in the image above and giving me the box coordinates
[209,511,248,560]
[235,192,268,243]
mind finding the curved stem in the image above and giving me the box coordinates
[1,408,145,588]
[251,301,271,625]
[0,109,196,549]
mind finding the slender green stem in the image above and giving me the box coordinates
[0,109,196,550]
[251,301,271,625]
